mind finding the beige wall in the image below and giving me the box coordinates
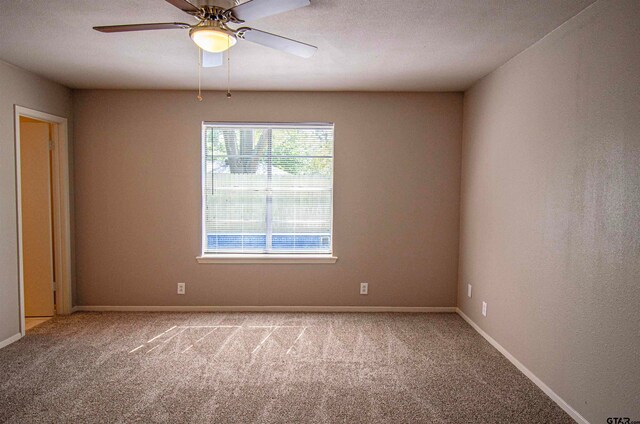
[458,0,640,422]
[0,60,73,342]
[73,90,462,308]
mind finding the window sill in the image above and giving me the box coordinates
[196,254,338,264]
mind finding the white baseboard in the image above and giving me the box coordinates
[0,333,22,350]
[71,305,79,313]
[75,305,457,313]
[456,308,589,424]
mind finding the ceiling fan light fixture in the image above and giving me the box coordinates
[190,26,237,53]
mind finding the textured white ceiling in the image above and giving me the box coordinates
[0,0,595,91]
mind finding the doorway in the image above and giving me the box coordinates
[15,106,72,336]
[20,117,56,326]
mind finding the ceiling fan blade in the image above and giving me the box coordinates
[94,23,191,33]
[201,50,224,68]
[165,0,201,15]
[229,0,310,22]
[238,28,317,58]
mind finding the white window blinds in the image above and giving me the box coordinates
[202,122,334,254]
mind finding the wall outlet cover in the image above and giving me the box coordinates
[177,283,186,295]
[482,301,487,317]
[360,283,368,295]
[468,284,472,298]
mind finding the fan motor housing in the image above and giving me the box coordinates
[198,6,243,24]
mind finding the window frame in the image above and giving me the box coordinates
[197,121,337,264]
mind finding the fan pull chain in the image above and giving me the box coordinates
[226,36,232,99]
[197,48,203,102]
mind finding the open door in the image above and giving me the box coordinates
[20,117,55,317]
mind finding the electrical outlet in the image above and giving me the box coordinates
[360,283,368,295]
[177,283,186,295]
[467,284,472,298]
[482,301,487,317]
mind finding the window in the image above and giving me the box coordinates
[200,122,335,261]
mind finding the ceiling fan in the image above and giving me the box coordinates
[93,0,317,67]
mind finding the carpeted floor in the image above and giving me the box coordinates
[0,312,574,423]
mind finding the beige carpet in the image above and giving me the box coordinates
[24,317,53,331]
[0,312,573,423]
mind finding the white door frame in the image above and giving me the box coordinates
[14,105,72,336]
